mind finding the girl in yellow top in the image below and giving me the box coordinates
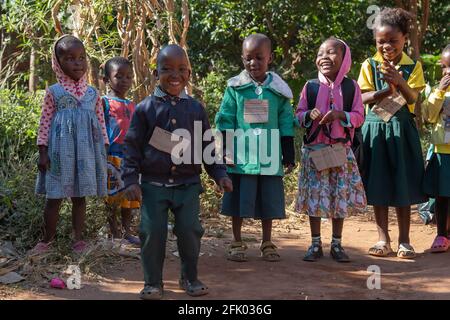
[358,8,427,259]
[423,44,450,253]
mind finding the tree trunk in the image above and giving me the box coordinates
[28,45,37,92]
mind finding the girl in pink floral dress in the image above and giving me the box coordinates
[295,38,366,262]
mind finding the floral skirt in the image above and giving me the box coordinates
[295,146,367,218]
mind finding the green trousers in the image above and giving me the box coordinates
[139,182,204,286]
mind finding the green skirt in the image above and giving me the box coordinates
[221,174,286,220]
[423,153,450,197]
[362,106,428,206]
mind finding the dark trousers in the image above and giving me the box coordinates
[139,182,204,286]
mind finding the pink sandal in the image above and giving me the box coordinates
[31,242,51,254]
[72,240,88,253]
[430,236,449,253]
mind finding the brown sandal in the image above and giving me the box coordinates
[260,241,281,262]
[227,241,248,262]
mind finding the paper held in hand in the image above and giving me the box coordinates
[244,99,269,123]
[149,126,186,157]
[309,143,347,171]
[371,92,407,122]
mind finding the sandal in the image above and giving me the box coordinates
[260,241,281,262]
[30,241,51,255]
[227,241,248,262]
[430,236,449,253]
[303,243,323,262]
[330,243,350,263]
[72,240,88,254]
[179,278,209,297]
[140,283,163,300]
[397,243,416,259]
[124,234,141,246]
[368,241,393,257]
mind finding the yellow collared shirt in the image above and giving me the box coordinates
[423,86,450,154]
[358,52,426,113]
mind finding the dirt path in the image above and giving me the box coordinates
[4,214,450,300]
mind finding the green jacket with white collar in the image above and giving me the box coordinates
[215,70,295,176]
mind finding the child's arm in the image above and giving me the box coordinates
[201,106,232,192]
[295,85,317,127]
[423,76,450,123]
[122,105,148,189]
[215,87,237,165]
[95,96,109,146]
[344,81,365,128]
[358,59,394,105]
[380,61,419,104]
[279,98,295,173]
[37,90,55,172]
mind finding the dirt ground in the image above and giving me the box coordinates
[2,212,450,300]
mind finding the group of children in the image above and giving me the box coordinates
[32,7,449,300]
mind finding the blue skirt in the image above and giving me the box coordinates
[220,174,286,220]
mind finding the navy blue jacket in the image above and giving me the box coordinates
[122,94,227,187]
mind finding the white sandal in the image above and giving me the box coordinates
[397,243,416,259]
[368,241,393,257]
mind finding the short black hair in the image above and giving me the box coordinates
[103,56,132,78]
[323,37,346,55]
[373,7,413,36]
[55,35,84,59]
[156,44,188,69]
[243,33,272,52]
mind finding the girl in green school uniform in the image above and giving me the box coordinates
[358,8,428,259]
[215,33,295,262]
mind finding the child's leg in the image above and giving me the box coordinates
[106,204,121,239]
[303,216,323,261]
[374,206,390,243]
[71,197,86,241]
[309,216,321,240]
[43,199,63,242]
[121,208,133,236]
[261,219,272,242]
[435,196,449,237]
[330,218,350,262]
[331,218,344,240]
[140,184,169,287]
[172,185,204,283]
[232,217,243,242]
[395,206,411,244]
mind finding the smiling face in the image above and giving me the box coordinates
[374,25,406,64]
[441,50,450,76]
[242,37,273,83]
[105,63,133,99]
[56,42,87,81]
[316,39,344,82]
[154,46,190,97]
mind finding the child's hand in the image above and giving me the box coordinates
[38,153,50,172]
[438,74,450,91]
[217,177,233,193]
[379,61,404,87]
[224,155,235,167]
[319,110,344,125]
[310,108,322,121]
[284,163,295,175]
[124,184,142,202]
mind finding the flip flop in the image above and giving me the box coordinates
[124,234,141,246]
[430,236,449,253]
